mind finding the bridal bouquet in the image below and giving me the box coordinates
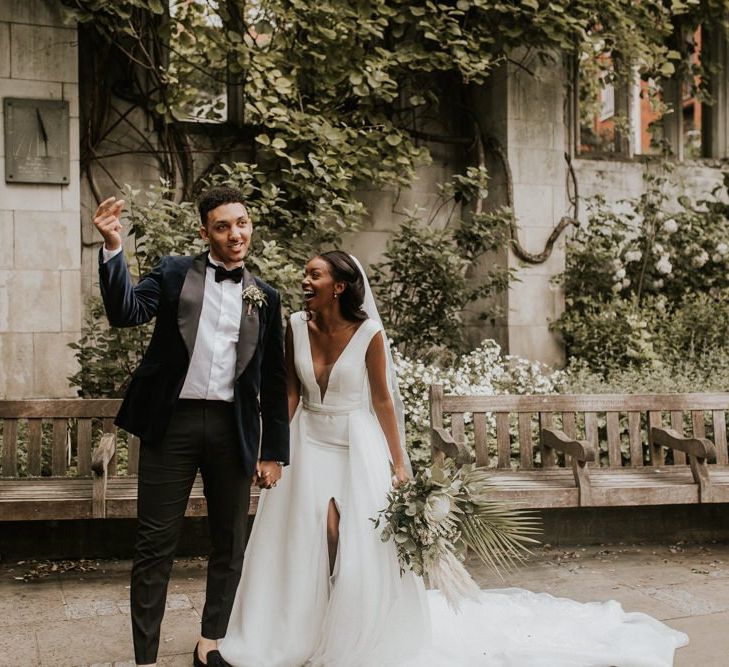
[373,463,541,609]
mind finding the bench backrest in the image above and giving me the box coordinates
[429,385,729,468]
[0,400,134,478]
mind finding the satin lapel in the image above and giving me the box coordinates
[177,252,208,359]
[235,268,261,379]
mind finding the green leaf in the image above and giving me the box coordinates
[522,0,539,9]
[255,134,271,146]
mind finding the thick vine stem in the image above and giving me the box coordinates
[480,132,578,265]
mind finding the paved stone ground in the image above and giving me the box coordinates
[2,541,728,666]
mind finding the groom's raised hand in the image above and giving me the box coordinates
[93,196,125,251]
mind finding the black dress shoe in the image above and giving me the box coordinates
[206,649,231,667]
[193,642,206,667]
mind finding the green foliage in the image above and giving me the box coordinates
[553,167,729,374]
[371,168,512,357]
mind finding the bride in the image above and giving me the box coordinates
[218,251,688,667]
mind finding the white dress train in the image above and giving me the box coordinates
[219,313,688,667]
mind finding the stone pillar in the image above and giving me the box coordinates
[0,1,80,398]
[703,25,729,159]
[472,55,567,366]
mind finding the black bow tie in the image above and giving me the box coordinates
[208,261,244,283]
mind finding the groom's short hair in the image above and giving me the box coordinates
[198,186,248,227]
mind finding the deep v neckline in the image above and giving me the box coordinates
[305,319,366,403]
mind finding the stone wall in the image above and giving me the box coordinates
[0,1,80,398]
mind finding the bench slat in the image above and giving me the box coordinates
[52,419,68,476]
[606,411,621,467]
[77,419,92,476]
[713,411,728,465]
[584,411,598,462]
[28,419,42,476]
[128,435,141,475]
[539,412,554,468]
[518,412,533,469]
[628,412,643,467]
[496,413,510,468]
[671,411,686,465]
[692,410,706,440]
[103,419,117,476]
[0,399,121,419]
[1,419,18,477]
[441,393,729,413]
[648,411,664,466]
[562,411,577,439]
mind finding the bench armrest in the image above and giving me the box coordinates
[91,433,116,476]
[432,427,473,465]
[541,428,596,462]
[651,427,716,460]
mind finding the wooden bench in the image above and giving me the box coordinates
[429,386,729,508]
[0,400,259,520]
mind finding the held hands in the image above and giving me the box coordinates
[252,460,283,489]
[392,462,410,489]
[92,196,126,251]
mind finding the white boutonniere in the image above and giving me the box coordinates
[242,285,267,315]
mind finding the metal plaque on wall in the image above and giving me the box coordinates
[4,98,70,185]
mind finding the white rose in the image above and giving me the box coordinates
[656,257,673,275]
[621,278,631,288]
[717,242,729,256]
[653,279,664,289]
[625,250,642,263]
[614,268,626,280]
[663,219,678,234]
[692,250,709,268]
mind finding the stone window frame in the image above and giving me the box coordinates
[567,27,729,162]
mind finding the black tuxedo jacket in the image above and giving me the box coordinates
[99,249,289,476]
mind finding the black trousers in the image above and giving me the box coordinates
[130,399,250,664]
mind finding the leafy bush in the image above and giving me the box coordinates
[371,168,512,358]
[553,168,729,373]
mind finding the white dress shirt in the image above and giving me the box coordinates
[103,246,242,402]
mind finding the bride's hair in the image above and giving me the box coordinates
[318,251,368,322]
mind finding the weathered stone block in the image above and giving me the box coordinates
[7,269,60,331]
[0,162,63,210]
[14,210,80,270]
[33,332,79,397]
[508,324,564,367]
[0,76,63,100]
[507,272,564,326]
[0,269,8,330]
[510,120,556,151]
[341,229,389,269]
[0,23,9,79]
[62,82,79,117]
[512,184,554,227]
[61,160,81,211]
[0,0,67,27]
[11,24,77,83]
[510,148,564,186]
[61,269,80,332]
[0,211,12,268]
[0,332,34,399]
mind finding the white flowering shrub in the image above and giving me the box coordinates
[553,168,729,372]
[394,340,561,466]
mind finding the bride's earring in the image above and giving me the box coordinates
[334,292,338,299]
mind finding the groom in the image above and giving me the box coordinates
[94,186,289,667]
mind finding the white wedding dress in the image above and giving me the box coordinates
[219,312,688,667]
